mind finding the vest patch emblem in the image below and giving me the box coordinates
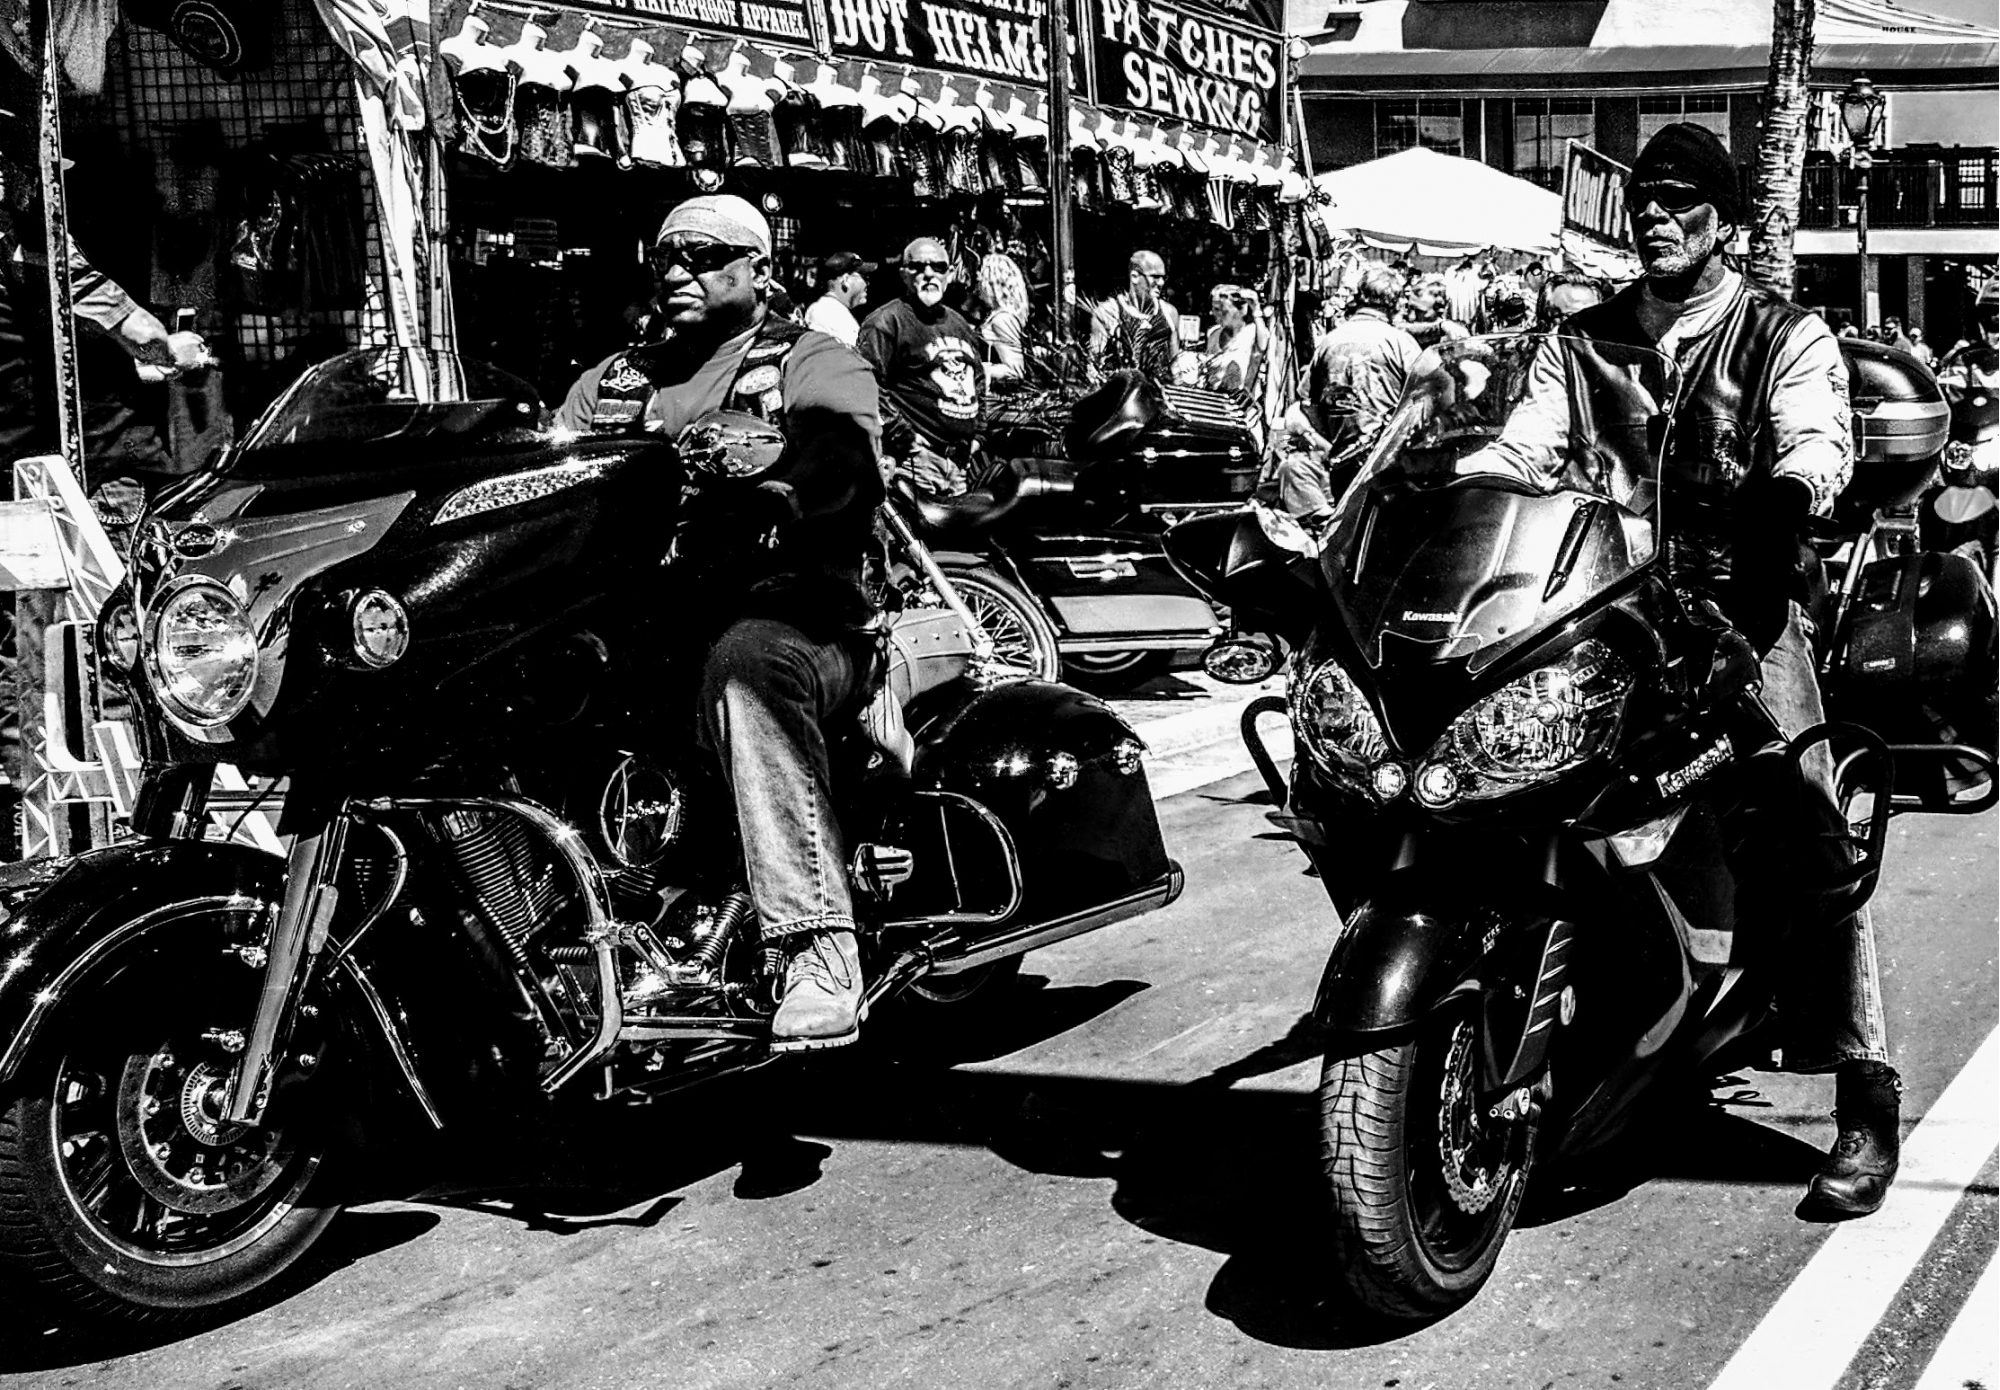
[760,388,785,415]
[737,364,782,396]
[602,358,649,395]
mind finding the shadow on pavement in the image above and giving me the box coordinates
[0,1207,441,1372]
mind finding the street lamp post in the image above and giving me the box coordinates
[1839,74,1887,331]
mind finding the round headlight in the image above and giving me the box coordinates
[350,590,410,669]
[1291,656,1388,771]
[144,580,258,727]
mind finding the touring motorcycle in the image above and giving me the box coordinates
[0,349,1182,1326]
[1167,334,1986,1324]
[913,365,1258,691]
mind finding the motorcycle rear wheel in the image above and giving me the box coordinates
[0,907,343,1327]
[1318,1007,1535,1323]
[942,564,1062,682]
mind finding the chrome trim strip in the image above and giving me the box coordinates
[1058,634,1220,653]
[0,894,275,1084]
[617,1017,768,1043]
[432,460,612,526]
[929,863,1184,975]
[337,956,444,1129]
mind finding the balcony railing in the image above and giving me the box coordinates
[1788,152,1997,231]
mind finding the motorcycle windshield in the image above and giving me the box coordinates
[1323,335,1679,675]
[228,349,547,475]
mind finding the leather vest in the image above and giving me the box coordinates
[1564,281,1817,592]
[586,315,810,435]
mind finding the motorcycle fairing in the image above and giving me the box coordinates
[1327,481,1655,680]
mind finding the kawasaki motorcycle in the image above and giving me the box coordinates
[0,350,1181,1326]
[1168,335,1942,1324]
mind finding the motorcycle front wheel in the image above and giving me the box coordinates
[942,564,1063,682]
[0,903,344,1328]
[1318,1004,1535,1323]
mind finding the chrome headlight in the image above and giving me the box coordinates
[144,579,258,727]
[1291,656,1389,770]
[1417,638,1633,804]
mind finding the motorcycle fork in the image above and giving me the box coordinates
[221,804,352,1126]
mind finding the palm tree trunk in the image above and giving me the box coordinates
[1746,0,1817,299]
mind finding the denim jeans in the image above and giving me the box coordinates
[698,617,864,941]
[1758,605,1891,1072]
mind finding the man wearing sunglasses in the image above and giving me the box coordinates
[558,195,886,1051]
[856,237,987,497]
[1466,123,1901,1222]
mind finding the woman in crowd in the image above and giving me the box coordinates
[977,252,1031,382]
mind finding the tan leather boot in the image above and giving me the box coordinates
[770,930,864,1052]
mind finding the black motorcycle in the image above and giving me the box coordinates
[1817,338,1997,809]
[914,367,1260,692]
[0,350,1183,1325]
[1168,334,1986,1324]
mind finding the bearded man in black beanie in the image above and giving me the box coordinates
[1466,121,1899,1220]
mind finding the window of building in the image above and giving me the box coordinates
[1377,99,1463,158]
[1639,94,1730,150]
[1513,98,1595,184]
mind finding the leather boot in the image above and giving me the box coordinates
[770,930,864,1052]
[1800,1061,1902,1219]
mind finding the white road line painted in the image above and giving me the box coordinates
[1707,1026,2000,1390]
[1912,1248,2000,1390]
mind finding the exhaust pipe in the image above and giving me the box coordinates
[928,863,1184,975]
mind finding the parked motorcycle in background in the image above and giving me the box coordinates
[0,350,1184,1327]
[1168,334,1992,1325]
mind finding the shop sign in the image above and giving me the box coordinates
[559,0,816,48]
[825,0,1083,87]
[1562,141,1634,252]
[1088,0,1282,144]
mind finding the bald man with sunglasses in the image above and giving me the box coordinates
[559,195,886,1050]
[1466,124,1899,1222]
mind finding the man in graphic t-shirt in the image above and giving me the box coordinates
[856,237,986,496]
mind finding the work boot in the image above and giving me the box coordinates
[770,930,863,1052]
[1800,1061,1902,1219]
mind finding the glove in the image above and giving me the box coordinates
[1727,476,1813,655]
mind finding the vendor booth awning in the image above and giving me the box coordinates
[1296,0,2000,93]
[1314,147,1562,254]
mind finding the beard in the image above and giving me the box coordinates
[1642,223,1719,279]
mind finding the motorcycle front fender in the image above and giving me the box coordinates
[0,840,284,1086]
[1311,898,1474,1041]
[1313,896,1574,1091]
[915,680,1175,924]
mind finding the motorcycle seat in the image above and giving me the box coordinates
[893,463,1023,534]
[1065,370,1163,460]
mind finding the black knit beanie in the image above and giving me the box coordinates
[1632,122,1742,223]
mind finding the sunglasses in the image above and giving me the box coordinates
[652,240,757,276]
[1625,182,1706,214]
[906,259,950,275]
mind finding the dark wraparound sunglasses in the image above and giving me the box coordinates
[905,258,950,275]
[652,241,758,276]
[1625,182,1707,214]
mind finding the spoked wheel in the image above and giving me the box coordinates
[1319,1006,1536,1324]
[1062,650,1171,694]
[942,565,1062,682]
[0,905,343,1327]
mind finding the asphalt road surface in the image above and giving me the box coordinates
[2,680,1993,1390]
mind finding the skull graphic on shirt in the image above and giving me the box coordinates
[927,337,981,422]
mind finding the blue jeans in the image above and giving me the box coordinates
[698,618,864,941]
[1758,605,1891,1073]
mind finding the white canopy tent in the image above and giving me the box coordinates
[1313,148,1564,257]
